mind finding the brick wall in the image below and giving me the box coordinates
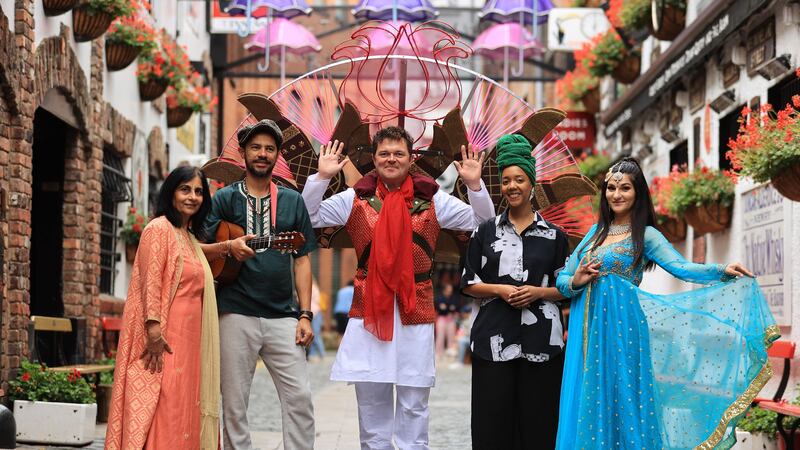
[0,0,144,389]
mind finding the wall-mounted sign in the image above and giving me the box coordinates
[177,117,196,152]
[741,182,791,325]
[554,112,596,149]
[746,18,775,76]
[546,8,610,51]
[210,1,268,34]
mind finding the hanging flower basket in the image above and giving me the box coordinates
[657,217,687,242]
[611,53,641,84]
[106,42,142,71]
[648,4,686,41]
[770,162,800,202]
[581,87,600,114]
[138,78,169,101]
[72,6,114,42]
[125,243,137,263]
[684,203,732,236]
[167,106,194,128]
[43,0,79,16]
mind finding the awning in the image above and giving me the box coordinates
[601,0,768,137]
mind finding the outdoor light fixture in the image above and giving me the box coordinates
[709,90,736,113]
[730,45,746,66]
[756,54,792,81]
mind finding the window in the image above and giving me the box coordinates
[692,118,701,161]
[100,149,133,295]
[767,73,800,110]
[669,141,688,170]
[717,105,745,172]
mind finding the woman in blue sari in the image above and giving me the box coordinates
[555,158,778,450]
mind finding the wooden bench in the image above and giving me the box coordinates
[29,315,114,383]
[752,340,800,447]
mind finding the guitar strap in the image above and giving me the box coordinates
[270,181,278,230]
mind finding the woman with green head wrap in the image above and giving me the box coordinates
[460,133,570,449]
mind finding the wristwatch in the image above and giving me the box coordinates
[299,310,314,321]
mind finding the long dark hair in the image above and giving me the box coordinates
[155,166,212,241]
[591,157,657,271]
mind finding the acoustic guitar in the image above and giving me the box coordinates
[211,221,306,285]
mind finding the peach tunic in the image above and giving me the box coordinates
[144,237,204,449]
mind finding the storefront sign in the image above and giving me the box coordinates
[603,0,767,137]
[555,112,596,149]
[546,8,610,51]
[741,183,791,325]
[177,118,196,152]
[210,1,268,34]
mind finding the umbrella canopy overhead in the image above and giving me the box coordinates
[361,21,431,55]
[224,0,311,19]
[245,18,321,54]
[473,22,543,59]
[352,0,438,22]
[479,0,553,25]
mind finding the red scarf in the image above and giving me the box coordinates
[363,175,416,341]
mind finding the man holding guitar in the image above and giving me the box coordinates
[200,119,318,450]
[302,127,495,450]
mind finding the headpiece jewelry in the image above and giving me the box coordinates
[605,164,624,183]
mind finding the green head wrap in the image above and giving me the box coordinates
[495,134,536,183]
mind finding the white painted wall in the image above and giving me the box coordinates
[1,0,13,24]
[603,0,800,398]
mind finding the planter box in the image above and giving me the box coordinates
[771,163,800,202]
[611,53,641,84]
[733,430,778,450]
[139,78,170,101]
[43,0,78,16]
[106,42,142,72]
[14,400,97,445]
[167,106,194,128]
[684,202,732,236]
[649,4,686,41]
[581,87,600,114]
[72,6,113,42]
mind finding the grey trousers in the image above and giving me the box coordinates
[219,313,315,450]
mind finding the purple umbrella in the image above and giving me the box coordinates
[473,22,542,85]
[245,18,321,84]
[352,0,438,23]
[478,0,552,77]
[225,0,311,37]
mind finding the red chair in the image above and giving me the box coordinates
[753,341,799,448]
[101,316,122,356]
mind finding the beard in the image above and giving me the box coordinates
[245,159,275,178]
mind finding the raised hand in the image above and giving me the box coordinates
[572,254,601,289]
[454,144,485,191]
[318,140,347,180]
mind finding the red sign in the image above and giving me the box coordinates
[555,112,596,149]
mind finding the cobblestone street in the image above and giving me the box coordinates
[16,352,471,450]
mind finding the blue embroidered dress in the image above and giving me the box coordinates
[555,225,779,450]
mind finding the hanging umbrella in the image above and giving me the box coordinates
[245,18,321,85]
[473,22,542,85]
[479,0,552,78]
[362,20,431,55]
[353,0,437,23]
[224,0,312,60]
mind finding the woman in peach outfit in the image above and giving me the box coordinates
[105,166,220,450]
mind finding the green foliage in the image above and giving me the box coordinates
[737,392,800,440]
[119,206,148,246]
[8,360,96,404]
[619,0,651,30]
[572,0,587,6]
[83,0,135,18]
[98,355,115,386]
[578,153,611,185]
[666,167,736,216]
[106,16,158,54]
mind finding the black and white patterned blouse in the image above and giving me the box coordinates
[460,211,570,363]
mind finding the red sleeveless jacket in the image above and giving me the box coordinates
[345,172,441,325]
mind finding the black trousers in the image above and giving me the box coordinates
[471,352,564,450]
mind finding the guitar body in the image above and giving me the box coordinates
[211,221,245,285]
[210,220,307,285]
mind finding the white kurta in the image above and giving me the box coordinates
[302,173,495,387]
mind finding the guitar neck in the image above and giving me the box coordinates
[247,235,275,251]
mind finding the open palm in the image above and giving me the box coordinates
[318,140,347,179]
[454,144,485,191]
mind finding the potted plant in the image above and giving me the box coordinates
[558,48,600,114]
[578,152,611,187]
[667,165,736,236]
[736,398,800,450]
[95,353,115,423]
[572,0,604,6]
[105,13,157,71]
[727,96,800,202]
[9,360,97,445]
[648,0,687,41]
[650,166,688,242]
[119,206,147,262]
[136,32,191,101]
[44,0,80,17]
[583,29,640,84]
[165,74,217,128]
[72,0,134,42]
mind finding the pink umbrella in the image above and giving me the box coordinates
[473,22,543,85]
[246,18,321,84]
[362,21,430,55]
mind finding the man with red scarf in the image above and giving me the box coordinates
[302,127,494,449]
